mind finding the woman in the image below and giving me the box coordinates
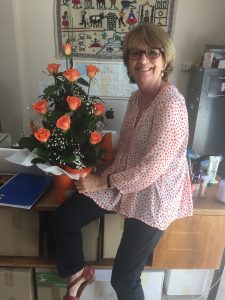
[50,23,193,300]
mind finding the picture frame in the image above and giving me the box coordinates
[54,0,177,60]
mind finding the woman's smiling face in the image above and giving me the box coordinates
[128,44,166,89]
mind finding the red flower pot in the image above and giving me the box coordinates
[54,175,74,204]
[53,166,93,203]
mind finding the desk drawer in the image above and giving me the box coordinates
[152,215,225,269]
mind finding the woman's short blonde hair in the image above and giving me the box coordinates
[123,23,175,83]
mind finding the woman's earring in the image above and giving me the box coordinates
[161,70,164,78]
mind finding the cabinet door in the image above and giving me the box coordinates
[152,215,225,269]
[186,68,203,148]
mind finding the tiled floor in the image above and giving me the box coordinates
[161,268,225,300]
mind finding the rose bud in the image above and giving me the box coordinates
[63,43,72,56]
[86,64,100,78]
[47,63,60,75]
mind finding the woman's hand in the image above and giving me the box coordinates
[74,173,108,193]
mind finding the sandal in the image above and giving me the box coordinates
[63,265,95,300]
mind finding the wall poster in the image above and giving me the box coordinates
[54,0,177,60]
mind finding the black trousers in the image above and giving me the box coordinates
[50,191,164,300]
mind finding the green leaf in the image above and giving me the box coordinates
[61,153,75,163]
[73,132,88,144]
[31,157,46,164]
[77,78,89,87]
[34,147,49,162]
[44,85,58,95]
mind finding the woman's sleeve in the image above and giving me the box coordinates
[110,94,189,194]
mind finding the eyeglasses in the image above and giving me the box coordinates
[127,48,164,60]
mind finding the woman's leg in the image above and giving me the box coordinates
[111,218,164,300]
[50,191,107,277]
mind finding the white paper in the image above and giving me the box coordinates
[6,149,35,166]
[6,149,81,179]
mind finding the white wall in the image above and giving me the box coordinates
[0,0,55,142]
[172,0,225,96]
[0,0,23,140]
[1,0,225,142]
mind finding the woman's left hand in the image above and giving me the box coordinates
[74,173,108,193]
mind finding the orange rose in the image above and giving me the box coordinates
[93,102,105,116]
[86,64,100,78]
[89,131,102,145]
[63,43,72,56]
[63,68,81,82]
[34,128,51,143]
[56,115,71,131]
[33,99,47,114]
[47,63,60,75]
[66,96,82,111]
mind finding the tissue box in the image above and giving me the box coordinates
[0,133,11,147]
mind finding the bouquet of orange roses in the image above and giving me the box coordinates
[19,44,106,176]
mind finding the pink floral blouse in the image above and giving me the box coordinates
[86,85,193,230]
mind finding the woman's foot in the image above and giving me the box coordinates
[64,266,95,300]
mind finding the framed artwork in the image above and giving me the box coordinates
[54,0,177,60]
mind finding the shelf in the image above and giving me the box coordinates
[0,256,106,269]
[0,256,56,268]
[0,256,153,270]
